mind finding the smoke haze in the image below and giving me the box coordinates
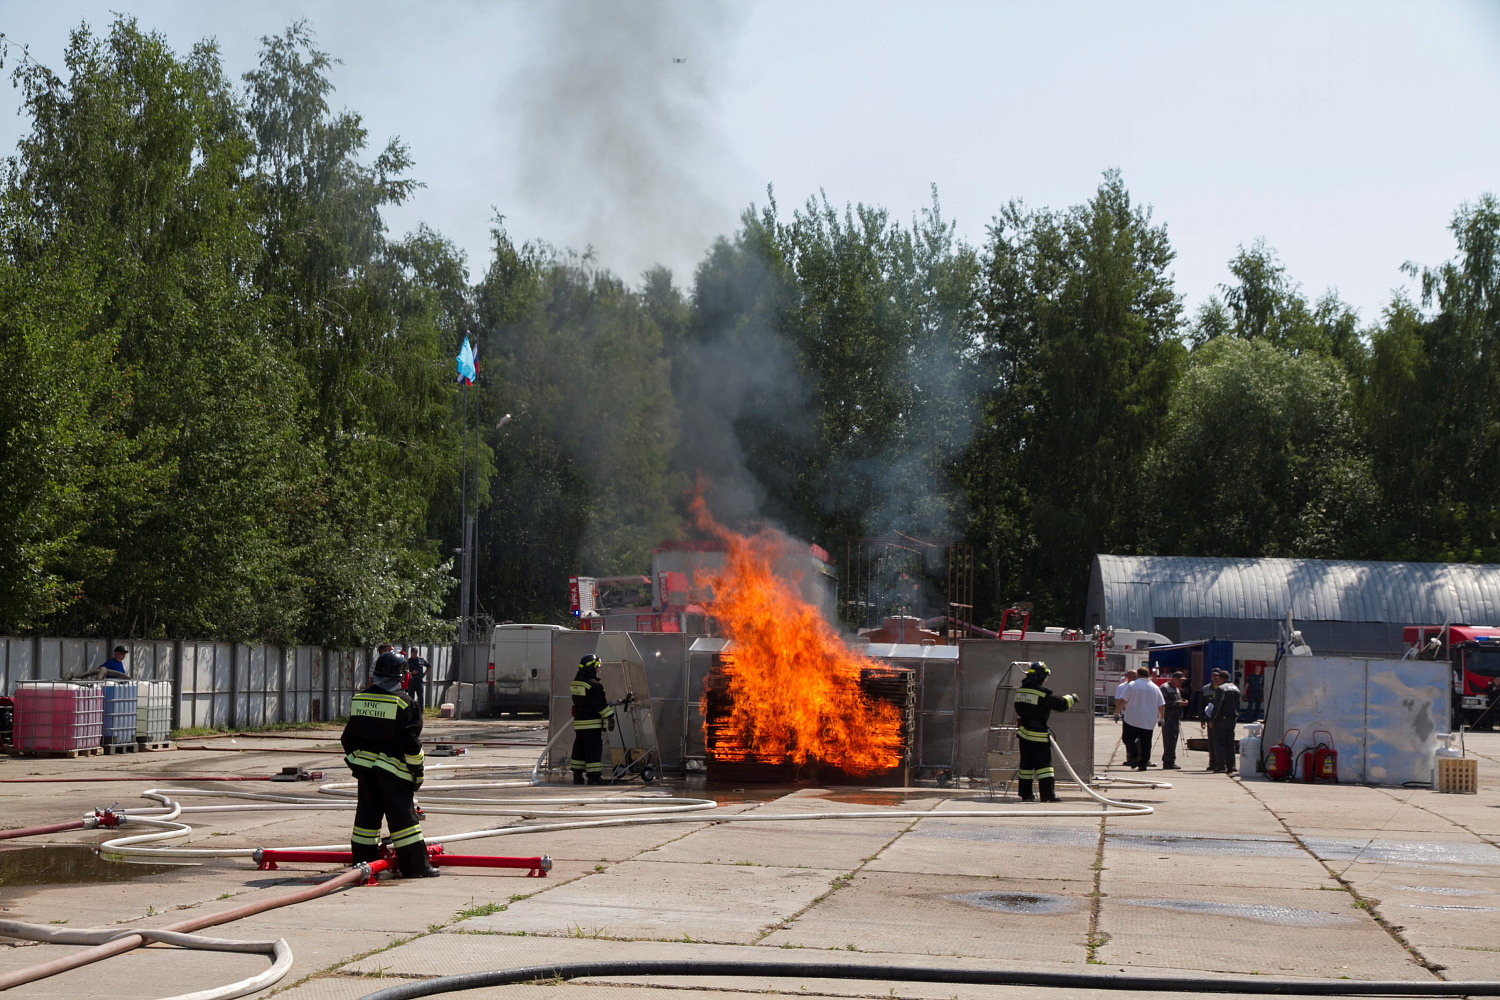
[506,0,745,282]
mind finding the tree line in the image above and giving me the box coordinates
[2,19,1497,642]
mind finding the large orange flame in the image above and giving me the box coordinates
[690,492,903,775]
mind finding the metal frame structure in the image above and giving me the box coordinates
[843,537,975,640]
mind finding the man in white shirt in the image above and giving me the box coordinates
[1121,669,1166,772]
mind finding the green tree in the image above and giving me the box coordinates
[474,232,682,622]
[5,19,307,640]
[969,171,1183,624]
[1142,338,1372,557]
[244,24,460,644]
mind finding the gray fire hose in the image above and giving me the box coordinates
[354,959,1498,999]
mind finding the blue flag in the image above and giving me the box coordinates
[456,337,476,385]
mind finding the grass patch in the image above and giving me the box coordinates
[171,719,345,739]
[455,900,505,920]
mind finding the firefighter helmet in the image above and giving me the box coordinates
[1025,660,1050,680]
[580,654,601,671]
[372,650,408,692]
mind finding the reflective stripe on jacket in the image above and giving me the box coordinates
[571,670,614,730]
[1013,685,1075,742]
[341,686,425,783]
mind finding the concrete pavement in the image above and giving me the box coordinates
[0,717,1493,999]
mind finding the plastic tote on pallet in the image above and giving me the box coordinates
[135,680,172,743]
[95,681,138,746]
[12,683,103,752]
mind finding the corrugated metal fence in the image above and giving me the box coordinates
[0,637,461,731]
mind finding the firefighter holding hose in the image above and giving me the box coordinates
[1013,661,1078,803]
[570,654,615,784]
[341,650,440,877]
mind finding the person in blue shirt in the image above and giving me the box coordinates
[99,646,129,678]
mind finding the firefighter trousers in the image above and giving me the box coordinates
[571,727,604,780]
[1016,738,1056,801]
[350,765,424,863]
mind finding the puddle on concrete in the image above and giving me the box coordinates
[1303,838,1500,868]
[0,845,186,889]
[1107,831,1303,859]
[950,891,1079,915]
[1119,898,1353,927]
[1393,885,1491,897]
[1400,903,1500,912]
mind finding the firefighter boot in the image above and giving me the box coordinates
[586,772,606,786]
[573,770,586,786]
[1017,779,1034,802]
[350,842,380,865]
[1039,778,1060,803]
[395,842,441,878]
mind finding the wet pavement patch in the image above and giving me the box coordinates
[1302,837,1500,868]
[1393,885,1491,896]
[1399,903,1500,912]
[949,891,1079,915]
[0,845,185,889]
[1119,898,1354,926]
[1107,831,1303,859]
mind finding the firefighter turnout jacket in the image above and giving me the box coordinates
[571,667,615,730]
[342,684,426,785]
[1014,683,1077,743]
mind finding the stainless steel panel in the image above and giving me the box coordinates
[1364,661,1447,786]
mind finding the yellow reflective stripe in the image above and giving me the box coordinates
[1018,728,1050,742]
[1063,694,1077,707]
[570,681,590,695]
[574,719,603,730]
[351,829,381,845]
[403,752,425,766]
[599,705,615,718]
[346,750,414,780]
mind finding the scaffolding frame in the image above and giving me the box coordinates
[842,536,975,641]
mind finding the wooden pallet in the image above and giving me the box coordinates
[138,740,174,752]
[102,742,138,755]
[10,746,105,759]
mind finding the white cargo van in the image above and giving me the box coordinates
[487,624,567,716]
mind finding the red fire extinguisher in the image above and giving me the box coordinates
[1309,730,1337,783]
[1265,728,1297,781]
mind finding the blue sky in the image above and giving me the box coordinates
[1,0,1496,324]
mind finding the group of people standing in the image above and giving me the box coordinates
[1113,666,1242,773]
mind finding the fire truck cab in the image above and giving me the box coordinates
[1403,624,1500,730]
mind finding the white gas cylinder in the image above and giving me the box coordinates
[1239,732,1263,778]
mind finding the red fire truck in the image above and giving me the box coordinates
[1402,624,1500,730]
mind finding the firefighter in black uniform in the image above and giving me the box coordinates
[341,651,439,877]
[570,654,615,785]
[1013,661,1078,803]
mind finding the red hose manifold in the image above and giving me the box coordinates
[252,846,551,877]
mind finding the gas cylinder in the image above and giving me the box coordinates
[1238,722,1262,778]
[1264,728,1297,781]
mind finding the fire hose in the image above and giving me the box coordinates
[0,920,292,1000]
[353,958,1500,999]
[0,736,1155,995]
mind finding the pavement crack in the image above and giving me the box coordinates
[1085,815,1107,964]
[1235,779,1446,981]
